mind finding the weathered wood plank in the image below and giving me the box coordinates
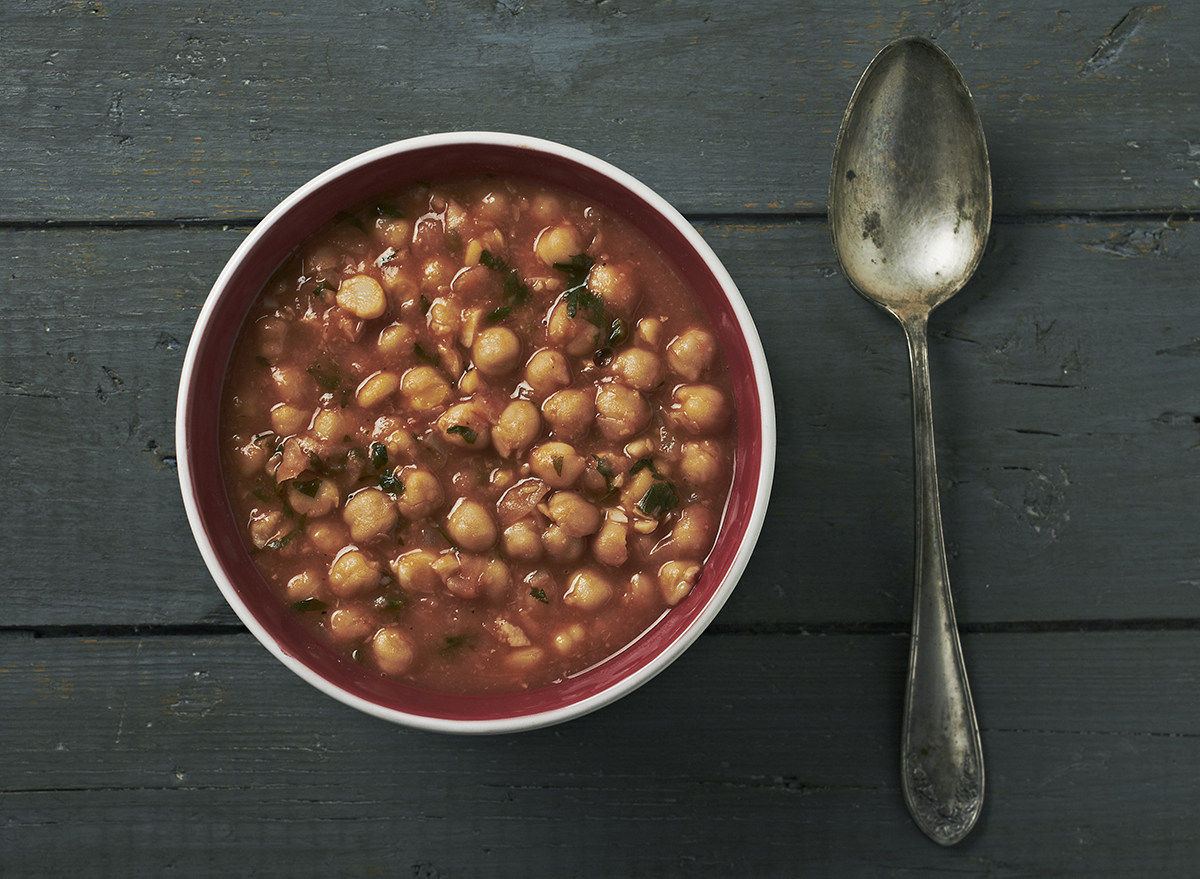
[4,631,1200,876]
[1,218,1197,626]
[1,0,1197,222]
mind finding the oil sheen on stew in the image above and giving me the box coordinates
[221,176,735,695]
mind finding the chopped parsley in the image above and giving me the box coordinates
[369,442,389,471]
[373,203,404,219]
[377,470,404,494]
[442,634,472,653]
[292,478,322,498]
[446,424,478,444]
[291,597,327,613]
[637,480,680,517]
[555,253,604,329]
[552,454,564,476]
[306,362,341,391]
[530,587,549,604]
[480,250,532,321]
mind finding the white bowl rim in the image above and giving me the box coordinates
[176,131,776,734]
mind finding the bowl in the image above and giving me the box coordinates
[176,132,774,733]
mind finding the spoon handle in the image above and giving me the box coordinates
[899,313,984,846]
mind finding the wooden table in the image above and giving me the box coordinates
[3,2,1198,875]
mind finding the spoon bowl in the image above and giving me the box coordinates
[829,37,991,846]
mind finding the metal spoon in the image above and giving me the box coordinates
[828,36,990,845]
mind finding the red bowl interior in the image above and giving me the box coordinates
[180,136,768,726]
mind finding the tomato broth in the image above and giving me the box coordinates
[220,175,735,695]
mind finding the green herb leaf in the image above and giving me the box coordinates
[306,363,341,391]
[637,481,680,517]
[479,250,532,318]
[486,305,513,323]
[292,477,322,498]
[291,597,327,613]
[265,527,302,551]
[369,441,388,471]
[374,203,404,219]
[555,253,604,329]
[255,355,270,367]
[552,454,564,476]
[442,634,471,653]
[630,457,662,477]
[530,587,549,604]
[419,294,432,316]
[377,471,404,494]
[446,424,478,444]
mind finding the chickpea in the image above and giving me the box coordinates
[667,328,718,381]
[546,491,602,538]
[270,403,308,436]
[505,646,545,671]
[249,508,287,549]
[377,322,414,357]
[421,256,455,292]
[529,442,587,489]
[563,569,614,611]
[254,315,288,360]
[311,407,349,442]
[524,348,571,398]
[636,317,664,348]
[288,478,340,519]
[337,274,387,320]
[547,300,599,357]
[395,468,444,520]
[372,626,416,676]
[401,365,452,413]
[659,560,701,606]
[592,517,629,567]
[552,624,587,655]
[595,382,650,442]
[390,549,441,593]
[379,264,418,301]
[587,261,640,314]
[436,401,491,450]
[479,557,513,602]
[627,571,657,605]
[493,400,541,458]
[271,364,314,406]
[502,520,544,561]
[343,487,399,544]
[670,505,718,556]
[610,347,664,392]
[542,525,584,563]
[477,190,510,222]
[328,607,376,644]
[670,384,729,434]
[284,570,322,603]
[356,370,401,408]
[374,217,412,250]
[328,549,381,597]
[534,223,582,266]
[231,435,270,478]
[541,388,595,441]
[680,440,724,485]
[308,520,350,555]
[472,326,522,377]
[445,498,498,552]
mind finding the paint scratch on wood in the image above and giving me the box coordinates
[1083,226,1173,258]
[1079,6,1160,77]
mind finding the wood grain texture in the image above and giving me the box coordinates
[4,631,1200,877]
[1,0,1197,222]
[2,218,1197,627]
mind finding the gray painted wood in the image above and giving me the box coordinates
[2,219,1197,626]
[4,632,1200,877]
[2,1,1197,221]
[3,2,1199,873]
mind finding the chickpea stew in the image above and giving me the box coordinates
[220,175,736,695]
